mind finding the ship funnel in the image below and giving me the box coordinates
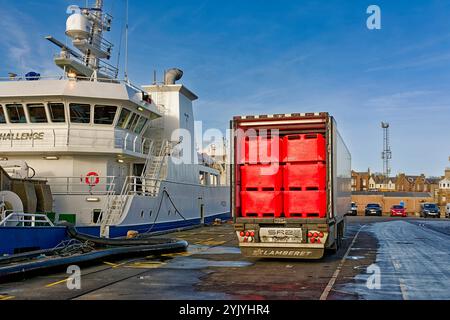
[164,68,183,85]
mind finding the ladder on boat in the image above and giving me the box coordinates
[142,140,170,196]
[99,140,170,237]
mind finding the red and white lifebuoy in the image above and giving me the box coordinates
[85,172,100,186]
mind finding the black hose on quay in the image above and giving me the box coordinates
[0,225,189,281]
[0,241,189,281]
[64,223,187,247]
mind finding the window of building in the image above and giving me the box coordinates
[94,105,117,125]
[6,104,27,123]
[48,103,66,123]
[116,108,131,128]
[27,104,48,123]
[126,113,139,130]
[0,106,6,124]
[134,117,148,134]
[70,103,91,123]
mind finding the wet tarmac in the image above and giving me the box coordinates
[1,216,450,300]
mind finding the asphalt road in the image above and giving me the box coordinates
[1,216,450,300]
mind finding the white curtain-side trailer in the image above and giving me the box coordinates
[230,112,351,259]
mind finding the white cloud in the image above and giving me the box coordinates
[0,5,59,76]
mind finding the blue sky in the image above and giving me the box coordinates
[0,0,449,176]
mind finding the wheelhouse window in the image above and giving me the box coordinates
[116,108,131,128]
[210,174,220,186]
[48,103,66,123]
[27,104,48,123]
[0,106,6,124]
[70,103,91,123]
[199,171,208,185]
[126,113,139,130]
[6,104,27,123]
[134,117,148,134]
[94,105,117,125]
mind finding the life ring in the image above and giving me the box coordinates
[85,172,100,186]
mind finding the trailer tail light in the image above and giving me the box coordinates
[239,230,256,243]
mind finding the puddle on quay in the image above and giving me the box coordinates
[142,244,248,270]
[195,246,242,255]
[353,265,367,270]
[160,258,252,269]
[347,256,365,260]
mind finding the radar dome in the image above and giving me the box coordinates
[66,13,92,40]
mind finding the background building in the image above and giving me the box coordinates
[351,169,371,192]
[437,168,450,209]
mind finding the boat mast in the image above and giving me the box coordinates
[124,0,129,82]
[86,0,104,72]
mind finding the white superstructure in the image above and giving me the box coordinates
[0,1,229,237]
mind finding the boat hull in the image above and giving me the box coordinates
[0,211,230,255]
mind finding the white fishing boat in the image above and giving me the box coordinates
[0,0,229,253]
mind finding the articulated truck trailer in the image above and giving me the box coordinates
[231,112,351,259]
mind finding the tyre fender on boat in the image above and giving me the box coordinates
[0,191,24,224]
[0,191,24,214]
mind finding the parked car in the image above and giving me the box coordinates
[446,203,450,219]
[347,202,358,216]
[365,203,382,216]
[390,205,407,217]
[420,203,440,218]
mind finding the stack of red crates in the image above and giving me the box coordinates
[282,134,327,218]
[238,133,327,219]
[239,136,283,217]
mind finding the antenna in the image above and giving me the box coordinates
[47,0,117,79]
[381,122,392,186]
[124,0,129,82]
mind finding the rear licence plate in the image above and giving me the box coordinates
[259,228,303,243]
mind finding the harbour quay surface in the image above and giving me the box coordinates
[1,216,450,300]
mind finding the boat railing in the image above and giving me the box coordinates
[1,73,137,86]
[0,211,54,227]
[41,175,121,195]
[0,128,152,156]
[119,176,158,196]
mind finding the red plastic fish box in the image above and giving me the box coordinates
[283,162,326,191]
[239,136,282,164]
[282,134,326,163]
[241,164,283,191]
[283,190,327,218]
[240,191,283,217]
